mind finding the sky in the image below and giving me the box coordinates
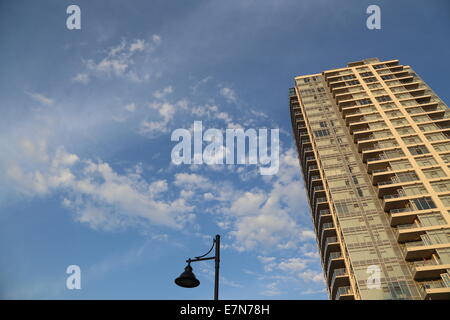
[0,0,449,300]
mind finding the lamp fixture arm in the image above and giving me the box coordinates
[186,238,217,263]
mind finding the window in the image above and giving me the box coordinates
[364,77,377,83]
[423,168,446,179]
[411,197,436,210]
[426,133,450,142]
[346,80,359,86]
[388,281,411,300]
[381,75,393,80]
[356,187,364,197]
[319,121,327,128]
[408,145,429,155]
[358,98,372,105]
[334,202,349,214]
[314,129,330,138]
[402,136,422,145]
[396,127,415,135]
[376,95,392,102]
[352,176,359,185]
[415,156,437,167]
[360,72,373,77]
[390,159,412,170]
[433,142,450,152]
[373,64,386,69]
[439,195,450,207]
[304,78,310,83]
[431,181,450,193]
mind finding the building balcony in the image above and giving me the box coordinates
[385,73,414,84]
[334,286,354,300]
[420,279,450,300]
[347,112,381,124]
[390,208,438,227]
[320,230,338,253]
[357,135,393,152]
[413,261,450,281]
[404,241,450,261]
[326,251,345,277]
[353,127,389,143]
[301,147,313,160]
[303,155,316,168]
[361,144,400,161]
[314,199,329,221]
[395,223,449,243]
[310,185,325,201]
[329,268,350,298]
[375,172,418,191]
[366,152,406,167]
[408,106,449,118]
[315,209,332,229]
[308,175,322,192]
[351,123,388,135]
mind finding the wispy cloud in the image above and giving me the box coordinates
[25,91,53,106]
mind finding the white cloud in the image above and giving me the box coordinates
[298,270,325,283]
[139,101,178,136]
[153,86,173,99]
[174,173,211,189]
[72,73,90,84]
[220,87,237,103]
[277,258,308,273]
[125,103,136,112]
[6,141,195,231]
[129,39,146,52]
[25,91,53,106]
[81,36,160,82]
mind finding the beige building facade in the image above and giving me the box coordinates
[289,58,450,300]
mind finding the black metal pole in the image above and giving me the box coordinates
[214,234,220,300]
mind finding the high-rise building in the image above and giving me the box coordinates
[289,58,450,300]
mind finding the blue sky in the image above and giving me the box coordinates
[0,0,449,300]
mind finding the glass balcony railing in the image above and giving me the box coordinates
[372,167,391,174]
[390,207,412,214]
[330,268,347,290]
[323,236,338,249]
[420,279,448,292]
[383,193,403,199]
[334,286,352,300]
[396,223,416,230]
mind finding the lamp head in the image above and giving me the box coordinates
[175,263,200,288]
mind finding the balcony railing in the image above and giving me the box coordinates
[323,236,338,249]
[334,286,352,300]
[390,207,412,214]
[330,268,347,290]
[326,251,342,275]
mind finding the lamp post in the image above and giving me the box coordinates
[174,234,220,300]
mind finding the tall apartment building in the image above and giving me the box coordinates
[289,58,450,300]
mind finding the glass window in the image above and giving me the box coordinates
[423,168,446,179]
[402,136,422,145]
[411,197,436,210]
[431,181,450,193]
[314,129,330,138]
[408,145,429,155]
[415,156,437,167]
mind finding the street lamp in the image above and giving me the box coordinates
[174,234,220,300]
